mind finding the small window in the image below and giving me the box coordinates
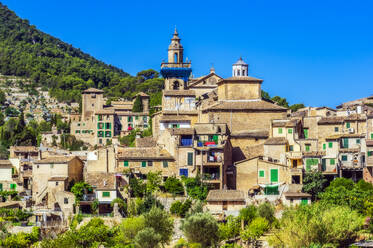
[50,164,54,169]
[56,182,59,186]
[148,161,153,167]
[10,184,16,190]
[187,152,193,166]
[259,170,265,178]
[330,158,335,165]
[102,192,110,197]
[346,122,351,128]
[278,128,283,134]
[305,144,310,152]
[323,144,326,150]
[342,155,348,161]
[334,127,339,132]
[289,145,294,152]
[141,161,146,167]
[368,151,373,157]
[288,128,293,134]
[328,142,333,148]
[124,161,129,167]
[356,139,360,144]
[135,116,139,120]
[163,161,168,168]
[64,198,68,204]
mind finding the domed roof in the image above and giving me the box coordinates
[233,57,247,65]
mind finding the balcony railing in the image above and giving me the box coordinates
[82,194,96,201]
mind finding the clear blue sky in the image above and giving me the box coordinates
[2,0,373,107]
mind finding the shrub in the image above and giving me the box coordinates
[164,176,184,195]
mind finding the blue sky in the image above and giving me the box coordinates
[2,0,373,107]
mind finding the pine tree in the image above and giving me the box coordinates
[132,95,143,112]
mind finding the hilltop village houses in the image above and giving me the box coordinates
[2,29,373,223]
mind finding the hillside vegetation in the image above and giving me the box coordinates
[0,3,163,104]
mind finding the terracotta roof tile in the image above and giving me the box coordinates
[163,90,196,96]
[264,137,288,145]
[203,100,287,111]
[82,88,104,94]
[85,172,116,190]
[35,156,77,164]
[117,147,174,160]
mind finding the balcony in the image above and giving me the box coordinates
[81,194,96,202]
[194,140,223,149]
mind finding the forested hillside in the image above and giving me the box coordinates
[0,3,163,103]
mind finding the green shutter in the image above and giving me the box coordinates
[288,128,293,134]
[343,138,349,148]
[187,152,193,165]
[301,198,308,205]
[328,142,333,148]
[306,159,312,171]
[177,124,180,128]
[10,184,16,190]
[357,139,360,144]
[304,129,309,139]
[259,170,264,178]
[278,128,283,134]
[141,161,146,167]
[346,122,351,128]
[212,135,219,143]
[371,133,373,139]
[270,169,278,183]
[322,159,326,171]
[323,144,326,150]
[368,151,373,157]
[305,145,310,152]
[330,159,335,165]
[124,161,129,167]
[11,168,14,175]
[102,192,110,197]
[0,183,2,191]
[163,161,168,168]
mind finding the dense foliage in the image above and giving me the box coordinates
[302,171,328,200]
[0,3,164,105]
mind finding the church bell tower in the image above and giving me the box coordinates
[160,28,192,90]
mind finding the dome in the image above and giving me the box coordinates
[233,57,247,65]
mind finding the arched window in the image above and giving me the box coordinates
[173,81,180,90]
[237,70,240,76]
[242,69,246,76]
[174,53,178,63]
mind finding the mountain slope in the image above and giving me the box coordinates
[0,2,163,103]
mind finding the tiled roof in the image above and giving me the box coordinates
[0,160,12,166]
[206,190,245,202]
[35,156,77,164]
[48,176,68,181]
[167,128,195,135]
[85,172,116,190]
[163,90,196,96]
[203,100,287,111]
[95,110,115,115]
[117,147,174,160]
[231,130,268,138]
[264,137,287,145]
[272,119,299,127]
[303,151,326,157]
[82,88,104,94]
[160,115,191,122]
[194,123,228,135]
[217,76,263,83]
[135,137,157,147]
[11,146,38,153]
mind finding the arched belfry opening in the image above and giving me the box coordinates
[174,53,178,63]
[173,81,180,90]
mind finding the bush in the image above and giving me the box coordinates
[257,202,275,224]
[241,217,269,244]
[164,176,184,195]
[182,213,219,248]
[238,205,257,226]
[183,176,208,200]
[170,199,192,217]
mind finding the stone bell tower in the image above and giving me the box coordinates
[160,28,192,90]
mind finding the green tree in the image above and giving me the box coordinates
[238,205,258,226]
[183,176,208,200]
[134,227,161,248]
[302,171,327,200]
[218,215,241,241]
[115,216,145,244]
[257,202,275,224]
[132,95,143,112]
[164,176,184,195]
[271,96,289,108]
[289,103,305,112]
[146,171,162,193]
[70,181,92,202]
[144,207,173,246]
[241,217,269,246]
[182,213,219,248]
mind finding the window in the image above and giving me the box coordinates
[135,116,139,120]
[330,158,335,165]
[105,131,111,137]
[181,135,193,146]
[343,138,349,148]
[270,169,278,183]
[259,170,265,178]
[288,128,293,134]
[342,155,348,161]
[187,152,193,166]
[371,133,373,139]
[64,198,68,204]
[75,130,80,134]
[357,139,360,144]
[102,192,110,197]
[10,184,16,190]
[143,116,147,122]
[163,161,168,168]
[323,144,326,150]
[368,151,373,157]
[334,127,339,132]
[304,129,309,139]
[172,124,180,128]
[98,131,104,137]
[141,161,146,167]
[346,122,351,128]
[148,161,153,167]
[105,123,111,129]
[0,183,3,191]
[56,182,59,186]
[98,115,103,121]
[128,116,133,122]
[180,169,188,177]
[99,139,102,144]
[301,198,308,205]
[98,122,104,129]
[278,128,283,134]
[50,164,54,169]
[124,161,129,167]
[77,123,80,126]
[328,142,333,148]
[305,144,310,152]
[289,145,294,152]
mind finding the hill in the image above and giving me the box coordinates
[0,2,163,103]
